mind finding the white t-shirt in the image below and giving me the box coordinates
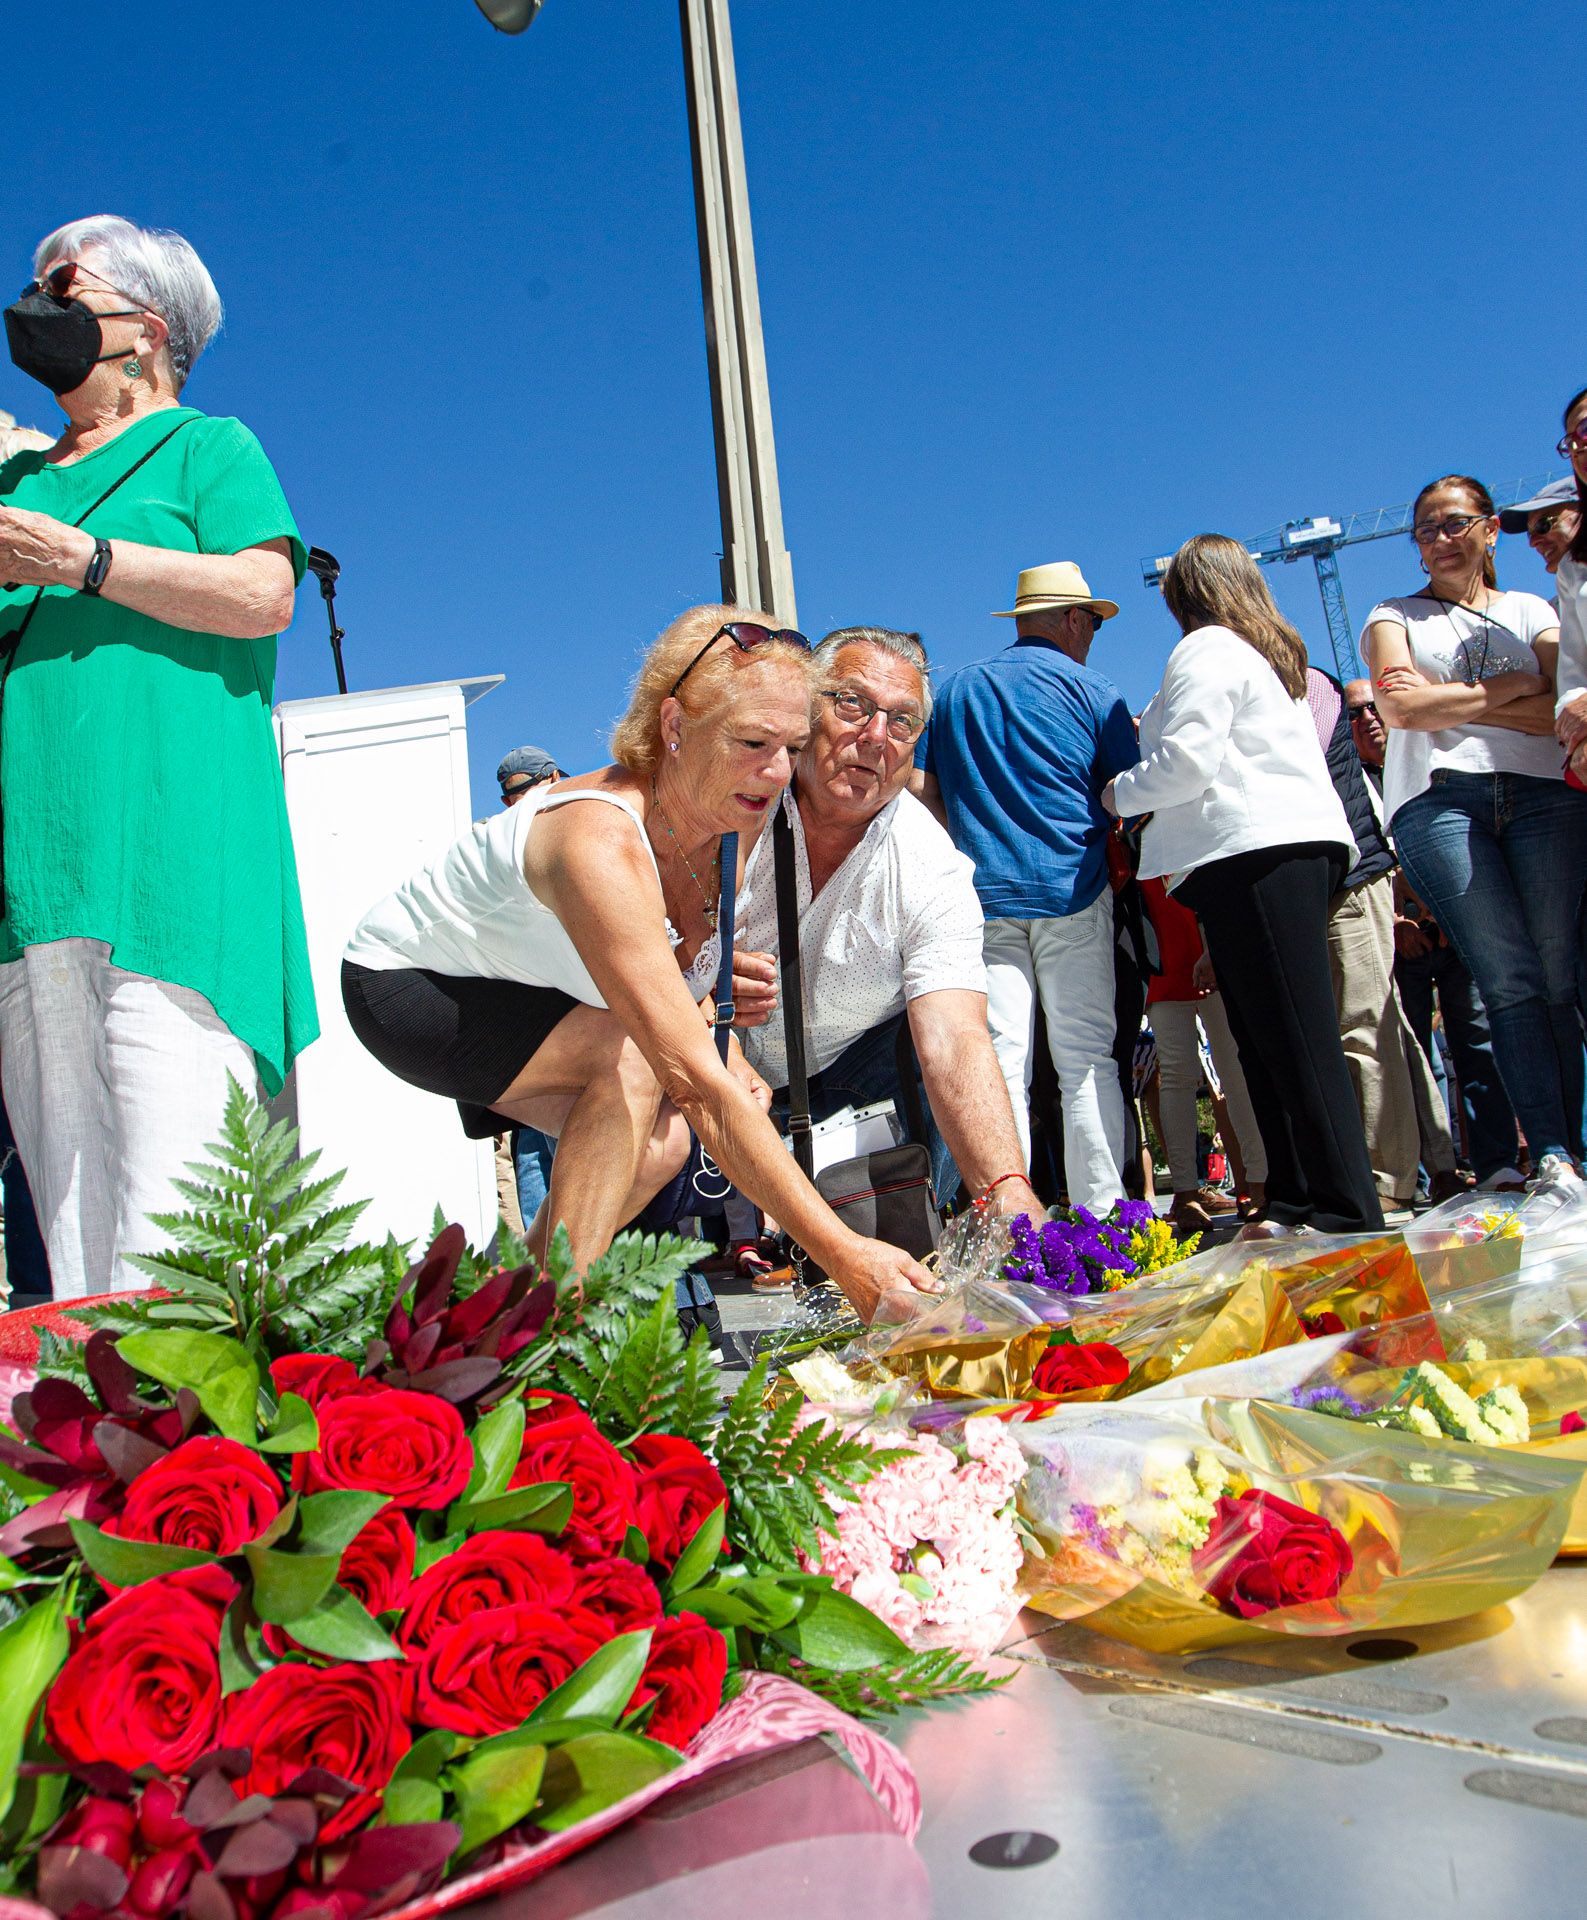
[735,787,986,1091]
[344,785,720,1004]
[1362,591,1562,821]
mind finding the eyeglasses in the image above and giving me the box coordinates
[1411,514,1488,546]
[1347,701,1379,721]
[1531,506,1580,537]
[1556,425,1587,459]
[1081,611,1104,633]
[668,621,810,698]
[822,686,925,743]
[25,260,147,314]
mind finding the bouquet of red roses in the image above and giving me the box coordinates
[0,1088,993,1920]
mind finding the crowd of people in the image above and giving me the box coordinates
[4,209,1587,1329]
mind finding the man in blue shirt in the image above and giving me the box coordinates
[915,563,1139,1214]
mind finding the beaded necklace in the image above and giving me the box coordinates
[649,779,720,928]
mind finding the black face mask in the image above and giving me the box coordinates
[3,287,139,395]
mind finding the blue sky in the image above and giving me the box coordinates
[4,0,1581,801]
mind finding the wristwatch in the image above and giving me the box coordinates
[81,538,114,596]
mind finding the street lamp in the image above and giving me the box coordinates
[469,0,796,623]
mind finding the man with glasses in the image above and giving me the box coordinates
[732,627,1040,1218]
[1498,477,1581,607]
[913,564,1139,1215]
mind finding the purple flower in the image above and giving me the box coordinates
[1292,1385,1371,1420]
[1112,1198,1154,1235]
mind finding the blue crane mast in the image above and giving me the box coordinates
[1140,470,1569,682]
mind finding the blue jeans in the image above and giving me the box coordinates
[1392,772,1587,1166]
[511,1126,556,1227]
[770,1013,960,1208]
[1395,936,1519,1181]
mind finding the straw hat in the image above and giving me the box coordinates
[993,561,1119,622]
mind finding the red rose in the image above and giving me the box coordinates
[107,1436,284,1555]
[1193,1488,1354,1619]
[301,1388,471,1510]
[628,1436,727,1570]
[270,1353,366,1412]
[1031,1340,1129,1398]
[336,1505,416,1616]
[628,1611,727,1749]
[510,1409,639,1556]
[414,1601,608,1737]
[398,1531,578,1659]
[1563,1410,1585,1436]
[568,1554,664,1634]
[221,1660,410,1841]
[46,1565,237,1773]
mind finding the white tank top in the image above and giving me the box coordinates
[343,786,722,1006]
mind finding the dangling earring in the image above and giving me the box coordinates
[122,356,143,381]
[1418,554,1430,575]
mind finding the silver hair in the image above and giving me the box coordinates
[34,215,222,391]
[813,626,933,722]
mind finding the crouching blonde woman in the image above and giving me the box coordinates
[343,605,939,1323]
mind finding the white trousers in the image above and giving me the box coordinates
[0,938,257,1298]
[983,896,1126,1215]
[1151,991,1268,1193]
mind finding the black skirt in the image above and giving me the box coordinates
[341,960,581,1137]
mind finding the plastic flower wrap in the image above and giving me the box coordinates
[799,1415,1027,1655]
[1013,1392,1583,1653]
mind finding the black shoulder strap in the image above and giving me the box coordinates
[772,799,814,1180]
[712,831,739,1063]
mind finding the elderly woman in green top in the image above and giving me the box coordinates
[0,214,317,1297]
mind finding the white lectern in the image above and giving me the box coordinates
[273,678,504,1252]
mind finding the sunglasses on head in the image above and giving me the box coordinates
[669,621,810,698]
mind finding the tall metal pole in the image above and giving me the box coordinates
[677,0,797,624]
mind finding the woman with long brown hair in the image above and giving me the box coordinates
[1103,534,1380,1233]
[1364,473,1583,1202]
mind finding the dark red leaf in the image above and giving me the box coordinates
[187,1868,240,1920]
[212,1817,301,1877]
[84,1332,147,1416]
[327,1822,461,1893]
[399,1357,501,1403]
[93,1420,172,1486]
[265,1797,320,1846]
[36,1843,130,1913]
[183,1769,251,1829]
[410,1226,467,1326]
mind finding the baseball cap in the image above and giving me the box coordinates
[1498,476,1578,533]
[496,746,559,790]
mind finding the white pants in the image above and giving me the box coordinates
[983,897,1126,1215]
[0,938,257,1298]
[1151,992,1268,1194]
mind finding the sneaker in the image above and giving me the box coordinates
[1530,1153,1587,1203]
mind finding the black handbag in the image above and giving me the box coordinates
[772,801,941,1279]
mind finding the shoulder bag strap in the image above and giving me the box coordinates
[0,414,201,912]
[772,799,814,1180]
[712,831,739,1064]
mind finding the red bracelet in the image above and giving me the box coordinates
[975,1172,1028,1207]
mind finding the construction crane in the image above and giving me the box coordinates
[1140,470,1569,682]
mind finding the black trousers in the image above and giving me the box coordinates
[1177,844,1383,1233]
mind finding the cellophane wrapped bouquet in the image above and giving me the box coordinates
[0,1089,997,1920]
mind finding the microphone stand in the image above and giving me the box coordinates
[305,547,348,695]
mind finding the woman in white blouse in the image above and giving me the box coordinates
[1103,534,1379,1233]
[1552,386,1587,776]
[1364,473,1585,1204]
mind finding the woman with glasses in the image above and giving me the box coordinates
[343,606,939,1323]
[1363,474,1584,1200]
[0,215,315,1298]
[1103,535,1379,1234]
